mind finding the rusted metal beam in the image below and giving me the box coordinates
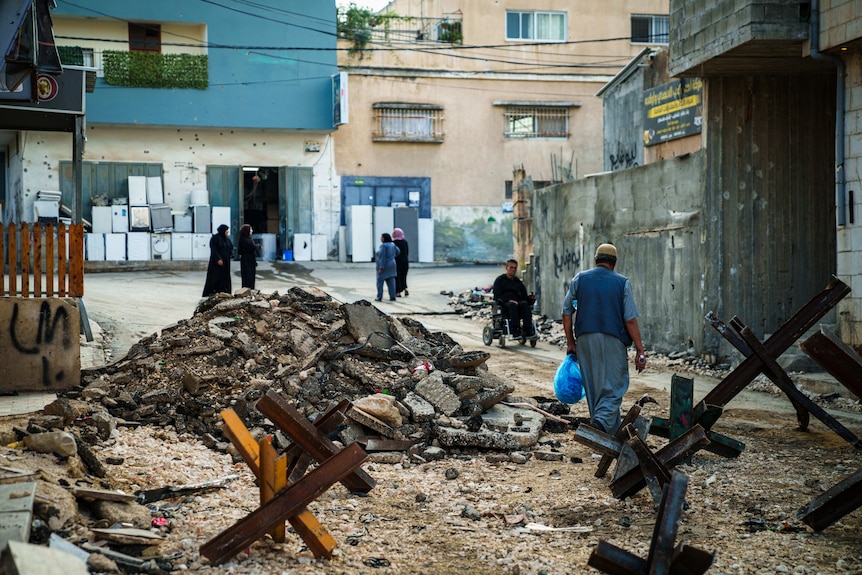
[625,426,671,506]
[701,276,849,408]
[799,328,862,401]
[573,425,623,457]
[588,540,647,575]
[257,391,376,493]
[596,405,642,478]
[738,325,862,448]
[610,426,710,500]
[200,442,367,565]
[646,472,688,574]
[797,467,862,531]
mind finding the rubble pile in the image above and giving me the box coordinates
[77,287,567,453]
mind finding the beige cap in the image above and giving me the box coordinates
[595,243,617,258]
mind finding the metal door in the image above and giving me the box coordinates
[278,166,312,253]
[206,165,241,251]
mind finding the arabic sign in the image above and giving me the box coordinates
[642,78,703,146]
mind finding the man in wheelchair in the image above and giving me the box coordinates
[492,259,537,341]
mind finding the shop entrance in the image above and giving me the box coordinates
[242,166,280,235]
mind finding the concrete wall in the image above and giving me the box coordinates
[534,152,707,354]
[669,0,809,77]
[818,0,862,49]
[837,50,862,345]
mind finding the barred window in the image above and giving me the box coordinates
[372,103,444,142]
[631,15,669,44]
[504,106,569,138]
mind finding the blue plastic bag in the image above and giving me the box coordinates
[554,354,586,404]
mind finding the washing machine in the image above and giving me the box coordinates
[151,233,171,260]
[171,233,193,260]
[126,232,150,261]
[192,233,211,260]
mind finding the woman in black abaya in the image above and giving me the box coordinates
[202,224,233,296]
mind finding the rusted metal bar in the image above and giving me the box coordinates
[625,425,671,506]
[797,467,862,531]
[573,425,623,457]
[646,472,688,574]
[588,540,647,575]
[596,405,642,478]
[669,544,714,574]
[651,415,744,458]
[739,325,861,448]
[799,328,862,401]
[613,415,650,482]
[257,391,375,493]
[200,443,366,565]
[735,323,810,429]
[610,426,710,500]
[701,276,849,408]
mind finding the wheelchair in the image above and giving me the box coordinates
[482,300,538,348]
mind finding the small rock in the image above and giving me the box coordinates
[445,467,459,480]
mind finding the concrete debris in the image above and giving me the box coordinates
[73,288,570,458]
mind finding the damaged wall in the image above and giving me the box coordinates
[536,76,837,359]
[534,151,707,354]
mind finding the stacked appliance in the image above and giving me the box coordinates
[34,191,61,223]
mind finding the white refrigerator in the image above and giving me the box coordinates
[91,206,112,234]
[111,205,129,233]
[192,233,211,260]
[346,205,373,263]
[105,233,126,260]
[85,233,105,261]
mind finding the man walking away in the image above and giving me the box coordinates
[561,243,646,434]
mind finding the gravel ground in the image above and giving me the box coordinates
[74,349,862,575]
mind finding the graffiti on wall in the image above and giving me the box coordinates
[0,298,80,391]
[553,248,581,279]
[609,141,639,171]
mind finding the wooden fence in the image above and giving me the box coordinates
[1,222,85,297]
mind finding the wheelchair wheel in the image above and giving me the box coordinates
[530,338,537,348]
[498,335,506,348]
[482,326,493,346]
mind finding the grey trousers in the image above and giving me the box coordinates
[577,332,630,434]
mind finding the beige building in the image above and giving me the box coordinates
[335,0,669,263]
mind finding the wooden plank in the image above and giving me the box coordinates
[45,224,54,298]
[799,328,862,400]
[200,443,367,566]
[32,224,42,298]
[9,223,17,297]
[20,223,29,298]
[222,408,335,557]
[259,438,286,542]
[57,223,66,298]
[220,409,260,474]
[257,391,375,493]
[69,224,84,297]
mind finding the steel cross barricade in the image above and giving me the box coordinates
[650,276,860,456]
[201,392,375,565]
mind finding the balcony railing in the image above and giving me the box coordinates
[368,17,463,44]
